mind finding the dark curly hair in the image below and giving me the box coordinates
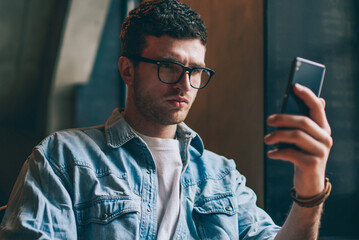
[120,0,207,57]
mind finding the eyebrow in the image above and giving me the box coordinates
[156,56,206,68]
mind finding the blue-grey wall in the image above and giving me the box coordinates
[265,1,359,238]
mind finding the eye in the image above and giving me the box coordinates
[159,62,182,73]
[192,68,203,74]
[160,62,173,69]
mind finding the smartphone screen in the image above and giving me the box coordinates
[281,57,326,116]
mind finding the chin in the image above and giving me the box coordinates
[172,111,188,123]
[161,112,188,125]
[162,117,185,125]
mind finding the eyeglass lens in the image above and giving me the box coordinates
[158,62,211,89]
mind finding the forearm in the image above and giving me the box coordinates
[275,203,323,240]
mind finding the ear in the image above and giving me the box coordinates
[118,56,135,86]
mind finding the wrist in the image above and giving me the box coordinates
[291,178,332,208]
[293,168,326,198]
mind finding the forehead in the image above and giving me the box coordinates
[141,35,206,65]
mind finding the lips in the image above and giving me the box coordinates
[167,97,189,108]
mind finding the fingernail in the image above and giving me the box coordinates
[267,115,276,123]
[267,150,274,157]
[294,83,304,90]
[264,133,271,142]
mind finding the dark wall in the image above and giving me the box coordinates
[265,0,359,238]
[0,0,68,210]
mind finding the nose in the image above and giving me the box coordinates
[175,71,192,91]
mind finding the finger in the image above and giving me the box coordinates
[267,147,322,170]
[319,97,326,108]
[264,129,328,157]
[267,114,333,148]
[293,84,331,134]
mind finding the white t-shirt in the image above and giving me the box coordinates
[136,132,183,240]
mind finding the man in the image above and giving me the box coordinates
[0,0,332,239]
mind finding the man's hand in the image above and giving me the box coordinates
[264,83,333,240]
[264,83,333,198]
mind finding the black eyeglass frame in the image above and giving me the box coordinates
[126,55,215,89]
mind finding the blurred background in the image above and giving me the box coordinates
[0,0,358,239]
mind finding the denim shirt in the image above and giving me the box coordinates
[0,109,280,239]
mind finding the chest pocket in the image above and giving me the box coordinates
[75,196,141,240]
[193,193,239,240]
[194,193,237,215]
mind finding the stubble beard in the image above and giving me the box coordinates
[133,82,192,126]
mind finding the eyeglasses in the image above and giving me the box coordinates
[128,56,215,89]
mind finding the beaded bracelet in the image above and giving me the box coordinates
[291,178,332,208]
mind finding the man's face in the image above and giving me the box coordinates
[130,35,206,126]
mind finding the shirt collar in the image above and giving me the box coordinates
[104,108,204,155]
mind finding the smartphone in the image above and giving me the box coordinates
[281,57,326,116]
[278,57,326,149]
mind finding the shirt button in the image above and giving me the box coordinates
[226,206,232,211]
[146,170,151,174]
[146,208,151,213]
